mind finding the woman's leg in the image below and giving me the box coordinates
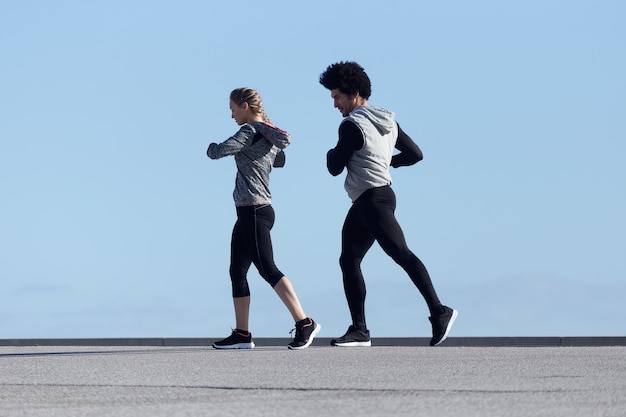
[273,276,306,322]
[229,211,253,331]
[243,205,318,348]
[213,213,257,349]
[239,205,285,286]
[246,205,309,321]
[233,296,250,332]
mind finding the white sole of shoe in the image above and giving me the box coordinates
[212,342,255,349]
[434,309,458,346]
[288,323,321,350]
[332,340,372,347]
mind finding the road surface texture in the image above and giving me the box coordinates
[1,338,624,417]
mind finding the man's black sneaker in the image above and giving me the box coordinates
[331,325,371,347]
[288,318,321,350]
[429,306,458,346]
[212,329,255,349]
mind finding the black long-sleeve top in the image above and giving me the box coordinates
[327,121,423,176]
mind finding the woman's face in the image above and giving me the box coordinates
[230,99,249,125]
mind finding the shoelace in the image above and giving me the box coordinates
[290,319,312,342]
[289,327,299,342]
[229,329,250,339]
[289,324,306,342]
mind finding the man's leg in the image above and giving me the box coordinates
[339,201,376,331]
[356,187,456,346]
[365,187,443,315]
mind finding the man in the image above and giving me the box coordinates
[319,61,457,347]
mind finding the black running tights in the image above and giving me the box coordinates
[229,204,284,297]
[339,186,442,330]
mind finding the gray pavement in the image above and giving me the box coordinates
[1,340,625,416]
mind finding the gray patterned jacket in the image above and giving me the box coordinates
[207,122,290,206]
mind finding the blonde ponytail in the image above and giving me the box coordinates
[230,87,271,123]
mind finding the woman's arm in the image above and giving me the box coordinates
[207,124,255,159]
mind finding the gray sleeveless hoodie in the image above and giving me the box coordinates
[207,122,290,206]
[343,105,398,202]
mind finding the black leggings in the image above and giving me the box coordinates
[340,186,441,330]
[229,204,284,297]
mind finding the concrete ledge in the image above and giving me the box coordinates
[1,336,625,347]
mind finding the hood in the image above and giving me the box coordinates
[348,106,396,135]
[251,121,291,149]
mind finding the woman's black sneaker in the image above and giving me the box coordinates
[288,318,321,350]
[213,329,255,349]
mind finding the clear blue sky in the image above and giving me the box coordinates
[1,1,625,339]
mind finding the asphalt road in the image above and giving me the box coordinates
[1,344,625,416]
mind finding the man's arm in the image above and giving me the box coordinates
[326,121,364,176]
[391,123,423,168]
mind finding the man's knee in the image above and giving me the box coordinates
[391,249,416,267]
[339,253,362,271]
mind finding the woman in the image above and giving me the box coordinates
[207,87,320,350]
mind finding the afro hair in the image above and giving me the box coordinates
[319,61,372,99]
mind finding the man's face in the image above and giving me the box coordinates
[330,88,357,117]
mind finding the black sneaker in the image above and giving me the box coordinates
[331,325,371,347]
[288,318,321,350]
[429,306,458,346]
[212,329,255,349]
